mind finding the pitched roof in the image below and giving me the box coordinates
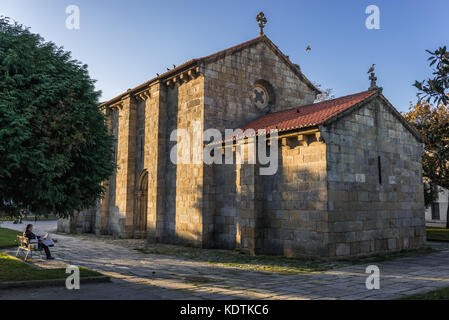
[217,89,423,144]
[101,35,319,106]
[221,90,377,142]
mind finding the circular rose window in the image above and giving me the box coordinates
[251,85,270,110]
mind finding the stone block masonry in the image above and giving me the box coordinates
[321,99,425,257]
[57,35,425,259]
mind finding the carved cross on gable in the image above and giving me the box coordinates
[369,72,378,91]
[256,12,267,36]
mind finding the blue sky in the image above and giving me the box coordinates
[1,0,448,112]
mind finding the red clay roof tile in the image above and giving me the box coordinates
[224,90,378,142]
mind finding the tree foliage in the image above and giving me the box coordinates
[414,46,449,105]
[313,82,335,103]
[0,18,115,217]
[403,102,449,225]
[412,45,449,228]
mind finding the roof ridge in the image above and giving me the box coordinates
[196,35,265,61]
[101,36,265,106]
[101,35,319,106]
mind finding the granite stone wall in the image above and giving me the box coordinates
[144,82,167,242]
[213,158,237,249]
[57,39,425,259]
[169,75,206,246]
[57,208,96,234]
[212,133,328,258]
[261,134,328,258]
[203,40,320,253]
[202,41,316,133]
[321,97,425,257]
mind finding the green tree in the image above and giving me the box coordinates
[0,18,115,218]
[412,46,449,228]
[414,46,449,105]
[404,102,449,228]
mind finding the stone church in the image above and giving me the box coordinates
[58,29,426,258]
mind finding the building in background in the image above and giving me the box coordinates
[425,186,448,228]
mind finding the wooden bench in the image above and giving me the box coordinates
[15,235,43,261]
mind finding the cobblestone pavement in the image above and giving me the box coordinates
[1,221,449,300]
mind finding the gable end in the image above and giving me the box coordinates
[323,92,423,143]
[200,35,320,94]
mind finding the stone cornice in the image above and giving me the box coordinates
[101,61,201,108]
[110,101,123,111]
[109,92,138,110]
[135,88,151,101]
[165,66,200,88]
[103,65,201,108]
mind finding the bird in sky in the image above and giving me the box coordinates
[367,64,375,73]
[156,73,160,76]
[306,44,311,52]
[166,68,170,71]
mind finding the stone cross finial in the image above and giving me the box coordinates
[256,12,267,36]
[369,72,378,91]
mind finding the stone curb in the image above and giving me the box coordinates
[0,275,111,289]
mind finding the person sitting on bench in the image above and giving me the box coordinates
[24,224,54,260]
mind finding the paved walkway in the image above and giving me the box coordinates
[1,221,449,300]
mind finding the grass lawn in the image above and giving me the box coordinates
[134,243,439,275]
[0,252,102,283]
[136,244,332,274]
[0,227,22,248]
[427,227,449,241]
[404,286,449,300]
[135,244,339,274]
